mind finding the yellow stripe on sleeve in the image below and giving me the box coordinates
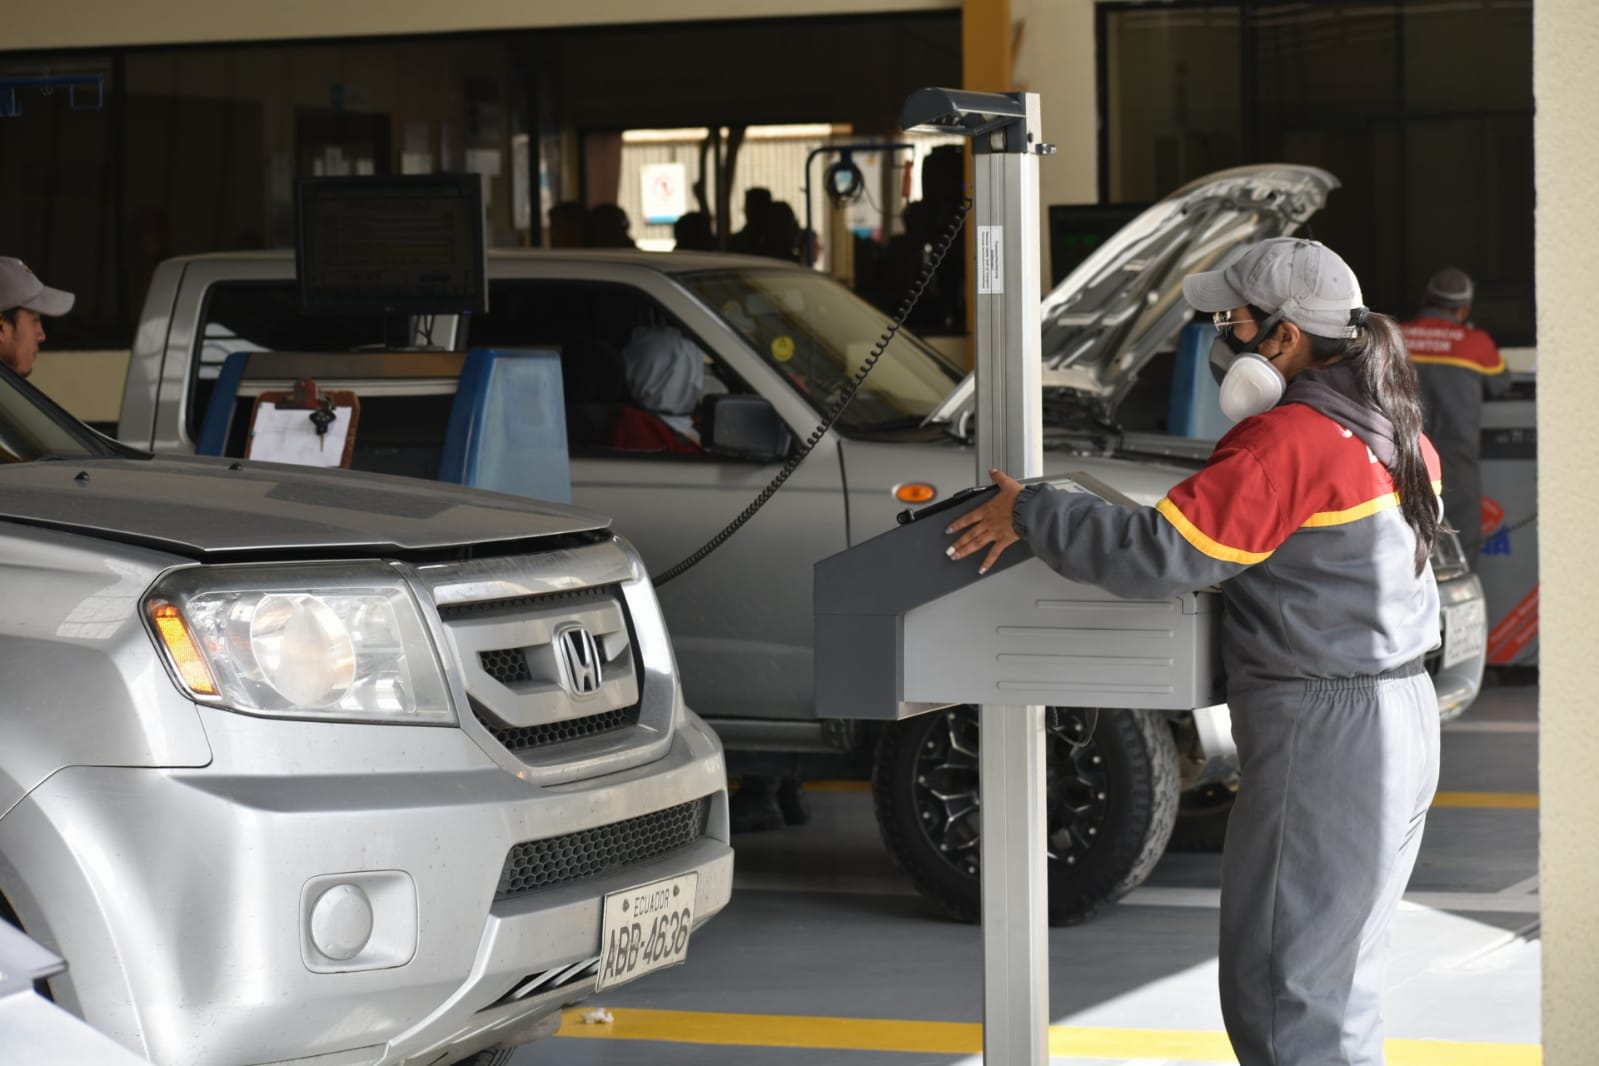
[1155,497,1273,564]
[1411,354,1508,375]
[1302,492,1402,528]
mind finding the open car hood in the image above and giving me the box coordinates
[927,163,1338,428]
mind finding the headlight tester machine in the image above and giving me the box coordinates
[814,89,1221,1064]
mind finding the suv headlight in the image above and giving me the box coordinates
[1430,527,1470,582]
[146,562,453,724]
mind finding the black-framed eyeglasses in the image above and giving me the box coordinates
[1211,311,1253,337]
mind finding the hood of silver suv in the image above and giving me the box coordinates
[0,455,608,557]
[927,163,1338,429]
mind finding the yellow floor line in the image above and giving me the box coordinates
[1433,791,1539,809]
[801,779,871,793]
[556,1008,1541,1064]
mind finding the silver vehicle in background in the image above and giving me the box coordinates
[0,367,732,1065]
[118,164,1486,927]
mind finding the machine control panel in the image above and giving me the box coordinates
[814,475,1222,720]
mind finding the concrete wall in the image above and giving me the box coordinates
[1535,3,1599,1062]
[1011,0,1099,285]
[7,0,956,51]
[1010,0,1100,294]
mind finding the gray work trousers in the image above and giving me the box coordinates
[1219,665,1440,1066]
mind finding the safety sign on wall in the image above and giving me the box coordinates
[642,163,688,224]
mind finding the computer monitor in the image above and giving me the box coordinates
[295,174,488,315]
[1047,203,1149,288]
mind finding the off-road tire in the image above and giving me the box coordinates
[458,1049,515,1066]
[1168,782,1236,852]
[872,705,1180,926]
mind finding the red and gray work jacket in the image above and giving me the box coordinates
[1014,365,1442,696]
[1400,310,1510,545]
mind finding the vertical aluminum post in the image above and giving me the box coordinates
[972,92,1048,1066]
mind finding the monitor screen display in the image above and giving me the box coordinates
[296,174,488,315]
[1047,203,1149,288]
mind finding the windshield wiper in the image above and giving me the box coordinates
[861,417,941,434]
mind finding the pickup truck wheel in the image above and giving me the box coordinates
[458,1049,514,1066]
[872,705,1179,926]
[1168,783,1236,852]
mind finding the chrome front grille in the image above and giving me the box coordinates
[414,542,661,765]
[495,798,711,901]
[479,647,535,685]
[470,699,637,753]
[443,584,639,752]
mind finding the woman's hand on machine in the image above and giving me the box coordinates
[944,469,1025,575]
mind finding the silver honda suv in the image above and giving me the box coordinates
[0,367,732,1065]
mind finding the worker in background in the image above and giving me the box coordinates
[1400,268,1511,565]
[547,201,586,249]
[0,257,74,378]
[673,211,716,252]
[947,239,1443,1066]
[609,324,705,454]
[583,204,636,249]
[730,188,773,255]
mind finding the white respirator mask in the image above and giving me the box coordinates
[1208,313,1287,422]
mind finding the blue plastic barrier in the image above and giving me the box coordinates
[439,347,571,504]
[1166,322,1231,440]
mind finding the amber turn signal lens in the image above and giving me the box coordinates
[150,602,219,696]
[894,483,937,504]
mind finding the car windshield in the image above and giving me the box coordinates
[680,269,962,435]
[0,369,123,463]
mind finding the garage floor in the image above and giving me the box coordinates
[521,680,1541,1066]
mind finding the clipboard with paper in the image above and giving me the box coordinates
[245,378,361,469]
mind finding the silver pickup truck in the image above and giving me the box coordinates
[0,367,732,1066]
[115,165,1488,928]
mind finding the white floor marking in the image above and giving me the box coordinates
[1119,886,1540,915]
[732,876,1542,914]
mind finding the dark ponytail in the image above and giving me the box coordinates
[1307,313,1439,574]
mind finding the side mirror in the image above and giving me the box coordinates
[700,394,794,462]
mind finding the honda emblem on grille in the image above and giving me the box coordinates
[555,625,603,696]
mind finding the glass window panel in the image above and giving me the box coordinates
[1251,3,1400,120]
[123,36,518,344]
[0,59,121,348]
[1402,115,1535,346]
[1103,6,1242,203]
[1403,0,1533,112]
[1101,0,1533,344]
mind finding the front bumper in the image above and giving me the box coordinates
[1430,572,1489,723]
[0,711,730,1066]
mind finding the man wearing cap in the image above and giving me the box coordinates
[947,238,1444,1066]
[1401,268,1510,565]
[0,258,75,379]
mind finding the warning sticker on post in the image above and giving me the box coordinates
[977,226,1004,294]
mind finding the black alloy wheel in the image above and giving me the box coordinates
[873,704,1180,926]
[1167,781,1237,852]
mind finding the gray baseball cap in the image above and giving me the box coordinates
[1424,267,1474,307]
[1183,237,1363,339]
[0,257,75,317]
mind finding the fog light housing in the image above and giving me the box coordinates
[309,883,374,961]
[300,871,418,973]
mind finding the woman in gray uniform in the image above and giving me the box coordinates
[947,238,1443,1066]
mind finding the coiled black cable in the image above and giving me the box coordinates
[652,197,974,587]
